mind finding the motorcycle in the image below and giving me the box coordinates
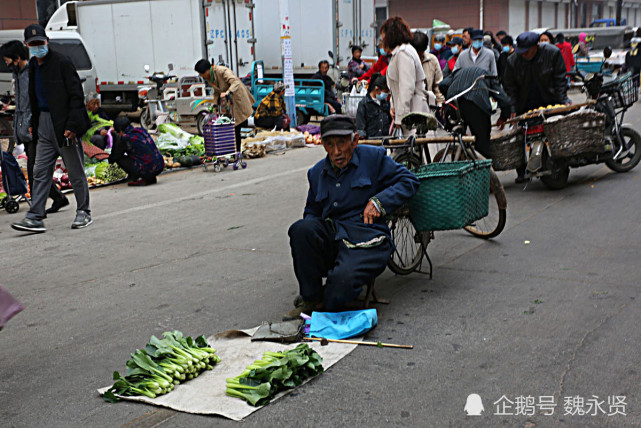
[518,49,641,189]
[138,64,177,131]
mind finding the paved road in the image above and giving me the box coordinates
[1,101,640,427]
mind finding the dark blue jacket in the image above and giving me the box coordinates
[355,94,392,139]
[304,145,419,246]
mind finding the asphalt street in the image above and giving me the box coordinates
[1,99,640,427]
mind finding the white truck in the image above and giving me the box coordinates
[45,0,375,113]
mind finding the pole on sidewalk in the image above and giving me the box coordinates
[616,0,623,26]
[279,0,297,127]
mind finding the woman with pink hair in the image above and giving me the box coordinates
[577,32,589,57]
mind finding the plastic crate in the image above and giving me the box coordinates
[203,122,236,157]
[408,160,492,231]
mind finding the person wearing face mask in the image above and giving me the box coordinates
[497,35,514,84]
[503,31,570,183]
[355,73,392,138]
[430,34,451,70]
[454,29,497,76]
[444,37,464,77]
[11,24,92,233]
[1,40,69,213]
[359,38,390,83]
[194,58,255,152]
[538,31,554,47]
[411,31,445,106]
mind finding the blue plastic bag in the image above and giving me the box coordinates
[307,309,378,340]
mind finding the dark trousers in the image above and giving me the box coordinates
[254,114,286,130]
[23,140,65,204]
[325,96,342,114]
[459,99,491,159]
[90,134,108,150]
[234,119,248,153]
[27,112,89,220]
[288,218,392,311]
[111,156,158,180]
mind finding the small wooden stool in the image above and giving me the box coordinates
[362,279,390,308]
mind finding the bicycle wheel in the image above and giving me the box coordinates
[387,149,431,274]
[387,206,431,275]
[434,147,507,239]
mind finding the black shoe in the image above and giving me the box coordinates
[45,197,70,214]
[515,176,528,184]
[11,218,46,233]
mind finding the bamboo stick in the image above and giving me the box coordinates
[359,136,475,146]
[304,336,413,349]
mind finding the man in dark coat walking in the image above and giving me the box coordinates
[12,24,91,233]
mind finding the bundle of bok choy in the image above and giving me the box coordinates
[225,343,323,406]
[103,330,220,402]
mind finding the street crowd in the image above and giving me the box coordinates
[1,15,640,322]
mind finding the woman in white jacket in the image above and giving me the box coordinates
[381,17,429,135]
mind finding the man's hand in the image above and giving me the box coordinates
[63,130,76,140]
[363,200,381,224]
[390,106,395,120]
[29,127,32,137]
[359,63,365,70]
[496,116,507,130]
[100,129,108,137]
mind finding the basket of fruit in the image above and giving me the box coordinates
[543,110,606,157]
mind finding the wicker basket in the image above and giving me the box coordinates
[543,111,606,158]
[489,128,526,171]
[408,160,492,232]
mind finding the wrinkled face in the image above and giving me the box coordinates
[322,134,359,169]
[319,63,329,75]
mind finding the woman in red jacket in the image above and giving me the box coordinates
[358,38,389,83]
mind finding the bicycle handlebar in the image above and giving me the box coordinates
[444,74,498,105]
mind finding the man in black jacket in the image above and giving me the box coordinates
[11,24,91,233]
[355,73,391,138]
[311,60,342,114]
[502,31,570,182]
[439,66,512,158]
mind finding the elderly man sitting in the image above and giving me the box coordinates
[284,115,420,320]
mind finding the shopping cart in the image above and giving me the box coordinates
[0,150,30,214]
[201,95,247,172]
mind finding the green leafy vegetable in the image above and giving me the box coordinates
[104,330,220,402]
[226,344,323,407]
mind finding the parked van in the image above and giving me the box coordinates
[0,29,97,100]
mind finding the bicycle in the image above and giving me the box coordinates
[360,74,508,277]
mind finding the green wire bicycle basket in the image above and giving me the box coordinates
[408,160,492,231]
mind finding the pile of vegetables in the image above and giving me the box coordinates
[85,162,127,184]
[104,330,220,403]
[157,123,205,158]
[226,344,323,406]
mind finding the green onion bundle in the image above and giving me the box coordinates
[226,344,323,406]
[104,331,220,402]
